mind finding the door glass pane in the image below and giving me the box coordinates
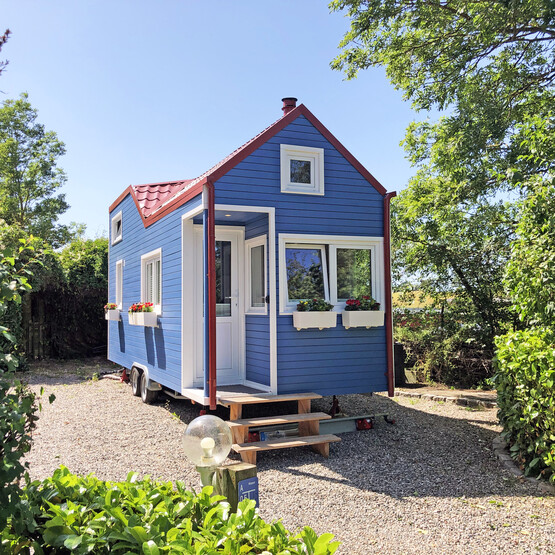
[337,248,372,300]
[250,244,265,308]
[215,240,232,317]
[285,246,325,302]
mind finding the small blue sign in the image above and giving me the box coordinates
[238,476,259,507]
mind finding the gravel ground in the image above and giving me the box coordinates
[21,359,555,555]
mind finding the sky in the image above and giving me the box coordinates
[2,0,420,239]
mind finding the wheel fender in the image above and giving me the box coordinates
[131,362,162,391]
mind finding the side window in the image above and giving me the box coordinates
[279,235,383,313]
[111,211,123,245]
[280,144,324,195]
[115,260,123,309]
[245,235,267,314]
[141,249,162,313]
[335,248,373,301]
[284,244,329,308]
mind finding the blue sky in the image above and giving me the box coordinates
[2,0,419,238]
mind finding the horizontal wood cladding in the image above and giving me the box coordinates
[215,116,384,238]
[108,193,202,392]
[214,115,386,395]
[276,320,387,396]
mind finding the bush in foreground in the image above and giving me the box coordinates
[2,466,339,554]
[495,329,555,484]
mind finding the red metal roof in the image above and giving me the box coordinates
[109,103,387,227]
[133,179,195,218]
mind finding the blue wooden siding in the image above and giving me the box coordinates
[244,215,270,386]
[107,193,202,392]
[215,114,387,395]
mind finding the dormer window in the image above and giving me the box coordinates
[111,211,123,245]
[280,144,324,195]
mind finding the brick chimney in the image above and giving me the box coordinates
[281,97,297,115]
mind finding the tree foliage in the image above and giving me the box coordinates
[0,29,9,78]
[331,0,555,195]
[332,0,555,382]
[0,94,71,248]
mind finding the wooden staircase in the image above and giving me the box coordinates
[219,392,341,464]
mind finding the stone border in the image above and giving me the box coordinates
[394,389,497,409]
[492,435,555,495]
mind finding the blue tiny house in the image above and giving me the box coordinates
[107,98,396,416]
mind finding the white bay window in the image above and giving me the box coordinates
[278,234,384,313]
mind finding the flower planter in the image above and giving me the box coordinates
[128,311,158,327]
[341,310,384,329]
[105,309,121,321]
[293,311,337,331]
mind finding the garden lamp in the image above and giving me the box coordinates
[183,414,232,487]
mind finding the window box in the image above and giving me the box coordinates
[293,310,337,331]
[105,309,121,321]
[341,310,384,329]
[128,311,158,327]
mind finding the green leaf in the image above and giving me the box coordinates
[142,540,160,555]
[63,535,83,549]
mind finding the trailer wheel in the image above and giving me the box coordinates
[130,367,141,397]
[140,371,158,404]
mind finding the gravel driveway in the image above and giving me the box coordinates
[22,359,555,554]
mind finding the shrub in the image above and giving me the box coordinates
[394,306,493,386]
[2,467,340,554]
[0,369,39,534]
[494,328,555,484]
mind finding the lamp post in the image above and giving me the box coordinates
[183,415,232,487]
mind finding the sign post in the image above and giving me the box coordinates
[214,462,258,512]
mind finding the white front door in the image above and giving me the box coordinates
[194,226,244,386]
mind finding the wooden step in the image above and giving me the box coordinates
[228,412,331,443]
[232,434,341,464]
[220,392,322,420]
[219,392,321,407]
[227,412,331,428]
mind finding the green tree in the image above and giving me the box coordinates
[0,94,71,247]
[331,0,555,379]
[331,0,555,196]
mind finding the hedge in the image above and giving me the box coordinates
[495,328,555,484]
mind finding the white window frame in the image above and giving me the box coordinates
[111,211,123,245]
[141,248,162,314]
[280,144,324,196]
[245,235,268,315]
[279,234,384,314]
[115,259,123,309]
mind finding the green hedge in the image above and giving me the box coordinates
[495,328,555,484]
[2,466,340,554]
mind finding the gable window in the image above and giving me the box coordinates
[111,211,123,245]
[115,260,123,309]
[141,248,162,313]
[280,144,324,195]
[279,234,383,313]
[245,235,267,314]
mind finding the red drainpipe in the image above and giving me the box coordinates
[384,192,396,397]
[207,180,217,410]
